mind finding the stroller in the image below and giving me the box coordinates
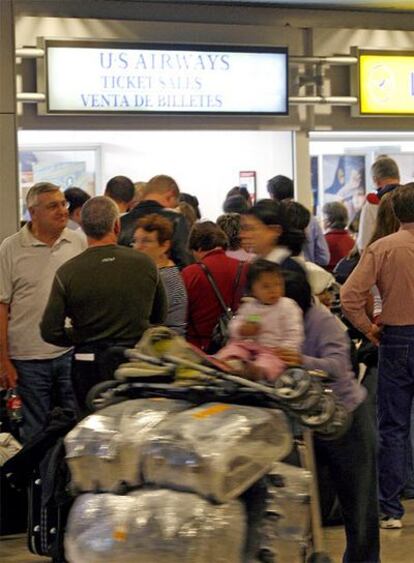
[62,327,349,563]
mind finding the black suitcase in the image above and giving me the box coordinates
[0,391,27,536]
[27,439,73,562]
[3,408,77,562]
[0,466,28,536]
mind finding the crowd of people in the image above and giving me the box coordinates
[1,154,413,562]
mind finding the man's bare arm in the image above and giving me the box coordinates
[0,303,17,388]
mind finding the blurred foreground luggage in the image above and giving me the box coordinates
[65,489,246,563]
[142,402,292,503]
[62,327,339,562]
[65,398,188,492]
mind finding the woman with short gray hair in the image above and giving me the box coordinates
[323,201,355,272]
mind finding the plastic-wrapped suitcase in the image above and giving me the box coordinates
[244,463,312,563]
[142,402,292,503]
[265,462,312,541]
[264,477,311,541]
[65,398,189,492]
[65,489,246,563]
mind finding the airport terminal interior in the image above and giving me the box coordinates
[3,1,414,562]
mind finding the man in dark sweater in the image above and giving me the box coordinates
[118,174,192,269]
[40,196,167,412]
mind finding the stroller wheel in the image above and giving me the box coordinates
[313,403,352,441]
[299,392,336,428]
[273,367,311,401]
[85,380,120,412]
[287,380,324,412]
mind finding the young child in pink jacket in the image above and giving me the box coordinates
[216,259,304,381]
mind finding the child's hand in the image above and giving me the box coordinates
[239,321,260,337]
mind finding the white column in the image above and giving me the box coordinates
[293,130,313,211]
[0,0,19,242]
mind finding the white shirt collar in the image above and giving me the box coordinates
[265,246,291,264]
[20,224,73,248]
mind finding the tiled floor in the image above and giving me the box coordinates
[323,498,414,563]
[1,500,414,562]
[0,534,48,563]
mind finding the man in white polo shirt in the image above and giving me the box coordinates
[0,182,86,441]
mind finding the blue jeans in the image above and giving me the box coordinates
[13,351,77,442]
[378,325,414,518]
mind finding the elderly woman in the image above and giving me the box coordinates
[323,201,355,272]
[133,213,187,336]
[182,221,248,351]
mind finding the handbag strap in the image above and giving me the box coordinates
[231,261,244,311]
[199,261,243,318]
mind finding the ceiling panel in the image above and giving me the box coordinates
[135,0,414,12]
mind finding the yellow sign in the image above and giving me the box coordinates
[359,53,414,115]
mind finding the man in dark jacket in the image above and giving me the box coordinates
[41,196,167,413]
[118,174,192,269]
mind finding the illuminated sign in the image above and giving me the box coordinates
[43,40,288,115]
[359,51,414,115]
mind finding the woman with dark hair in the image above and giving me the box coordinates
[282,271,379,563]
[275,200,339,298]
[366,191,399,246]
[179,193,201,219]
[226,186,252,205]
[177,201,197,230]
[182,221,248,351]
[216,213,255,262]
[240,199,307,276]
[223,195,250,214]
[223,186,252,214]
[280,199,311,232]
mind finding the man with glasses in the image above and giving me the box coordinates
[0,182,86,441]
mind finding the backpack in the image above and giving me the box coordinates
[199,262,243,354]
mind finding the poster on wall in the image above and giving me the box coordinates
[33,161,88,190]
[239,171,257,203]
[322,154,366,221]
[18,147,99,220]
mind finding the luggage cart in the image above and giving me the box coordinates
[85,327,349,563]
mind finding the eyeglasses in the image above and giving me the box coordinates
[35,201,69,211]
